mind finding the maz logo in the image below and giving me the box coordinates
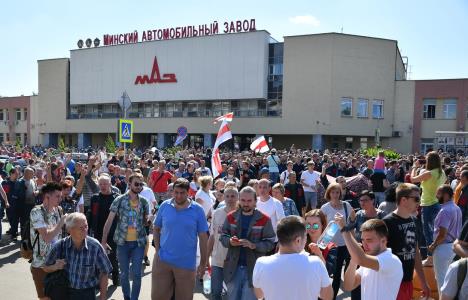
[134,56,177,85]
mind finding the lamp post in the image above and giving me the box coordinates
[118,91,131,160]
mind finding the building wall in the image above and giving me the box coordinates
[282,33,399,137]
[0,96,31,144]
[389,80,415,153]
[413,79,468,152]
[30,95,41,145]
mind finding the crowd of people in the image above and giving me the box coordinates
[1,144,468,300]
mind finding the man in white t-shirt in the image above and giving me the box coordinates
[256,179,285,245]
[253,215,333,300]
[337,215,403,300]
[300,161,321,211]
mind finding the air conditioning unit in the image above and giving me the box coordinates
[392,131,402,137]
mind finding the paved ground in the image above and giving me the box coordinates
[0,219,349,299]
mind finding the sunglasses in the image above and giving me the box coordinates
[306,223,320,230]
[133,182,144,187]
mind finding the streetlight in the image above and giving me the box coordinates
[118,91,132,159]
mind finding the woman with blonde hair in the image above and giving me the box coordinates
[411,151,447,266]
[320,183,356,299]
[195,175,216,218]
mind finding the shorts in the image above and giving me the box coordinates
[396,281,413,300]
[30,266,47,298]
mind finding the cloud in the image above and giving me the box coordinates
[289,15,320,27]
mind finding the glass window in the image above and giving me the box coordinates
[356,99,368,118]
[443,99,457,119]
[423,99,436,119]
[23,108,28,120]
[341,98,353,117]
[24,133,28,145]
[16,108,21,121]
[0,133,3,143]
[0,109,4,121]
[372,100,384,119]
[153,103,160,117]
[144,103,153,118]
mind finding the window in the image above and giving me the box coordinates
[443,99,457,119]
[423,99,436,119]
[24,108,27,120]
[24,133,28,145]
[144,103,153,118]
[0,133,3,143]
[0,109,4,121]
[372,100,384,119]
[16,109,21,121]
[341,98,352,117]
[356,99,368,118]
[360,137,368,149]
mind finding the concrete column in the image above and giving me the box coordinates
[204,134,214,148]
[78,133,92,149]
[157,133,166,149]
[312,134,324,150]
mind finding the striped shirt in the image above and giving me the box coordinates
[45,236,112,289]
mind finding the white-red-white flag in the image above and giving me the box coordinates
[250,135,269,153]
[211,113,233,178]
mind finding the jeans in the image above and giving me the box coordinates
[269,172,279,184]
[332,246,350,300]
[433,243,455,291]
[226,266,256,300]
[211,266,224,300]
[421,203,441,255]
[304,192,318,211]
[117,241,145,300]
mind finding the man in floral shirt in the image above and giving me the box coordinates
[101,173,149,300]
[29,182,66,300]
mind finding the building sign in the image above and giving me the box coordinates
[119,119,133,143]
[135,56,177,85]
[102,19,256,46]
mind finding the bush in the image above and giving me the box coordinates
[363,147,401,160]
[105,135,117,154]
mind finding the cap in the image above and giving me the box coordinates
[259,167,269,175]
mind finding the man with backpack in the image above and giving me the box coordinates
[28,182,66,300]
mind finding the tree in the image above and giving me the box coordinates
[105,135,117,154]
[15,136,22,152]
[58,136,66,152]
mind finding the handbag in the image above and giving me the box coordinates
[44,239,69,300]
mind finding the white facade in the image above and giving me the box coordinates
[70,31,270,105]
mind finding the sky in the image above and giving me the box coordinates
[1,0,467,97]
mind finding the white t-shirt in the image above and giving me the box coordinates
[256,196,285,238]
[140,186,157,212]
[280,170,292,185]
[441,259,468,299]
[195,189,215,217]
[253,252,331,300]
[209,207,229,267]
[356,248,403,300]
[300,170,320,192]
[320,201,353,247]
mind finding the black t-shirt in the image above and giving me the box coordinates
[370,172,387,192]
[90,192,118,241]
[383,213,418,282]
[240,169,254,189]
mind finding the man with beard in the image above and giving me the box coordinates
[338,216,403,300]
[151,178,208,300]
[101,173,149,300]
[220,186,275,300]
[429,185,462,293]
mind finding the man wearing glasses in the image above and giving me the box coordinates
[383,183,431,300]
[101,173,150,300]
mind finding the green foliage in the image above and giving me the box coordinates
[363,147,401,160]
[15,136,22,152]
[58,137,66,152]
[105,135,117,154]
[164,146,182,157]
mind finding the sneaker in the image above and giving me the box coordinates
[143,256,150,267]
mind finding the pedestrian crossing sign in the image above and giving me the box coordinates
[119,119,133,143]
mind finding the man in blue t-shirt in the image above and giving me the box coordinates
[152,178,209,300]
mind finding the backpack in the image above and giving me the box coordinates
[20,205,62,262]
[455,258,468,300]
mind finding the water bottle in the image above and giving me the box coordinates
[317,221,340,249]
[203,270,211,294]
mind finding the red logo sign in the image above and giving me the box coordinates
[135,56,177,85]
